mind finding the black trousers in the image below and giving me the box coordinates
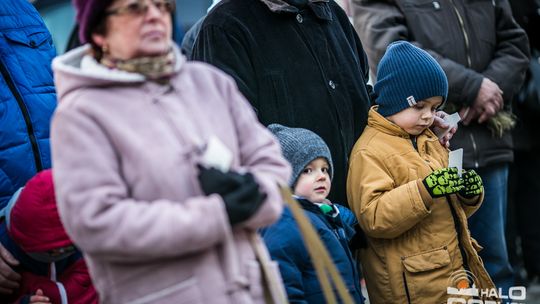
[507,149,540,279]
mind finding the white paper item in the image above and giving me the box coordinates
[435,112,461,139]
[445,112,461,127]
[200,136,233,172]
[449,148,463,177]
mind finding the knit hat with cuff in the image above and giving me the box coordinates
[375,41,448,117]
[268,124,333,187]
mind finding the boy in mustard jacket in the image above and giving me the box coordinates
[347,41,496,303]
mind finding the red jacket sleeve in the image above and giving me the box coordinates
[18,271,62,303]
[59,259,99,304]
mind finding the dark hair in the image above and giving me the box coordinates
[89,14,109,61]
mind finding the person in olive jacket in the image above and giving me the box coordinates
[352,0,529,294]
[347,41,495,304]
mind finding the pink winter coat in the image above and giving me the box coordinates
[50,45,291,304]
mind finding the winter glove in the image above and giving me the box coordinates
[422,167,464,198]
[459,169,483,198]
[221,173,266,225]
[197,165,246,196]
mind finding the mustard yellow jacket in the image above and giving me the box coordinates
[347,108,495,304]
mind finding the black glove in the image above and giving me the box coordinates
[459,169,483,198]
[221,173,266,225]
[197,164,246,196]
[422,167,464,198]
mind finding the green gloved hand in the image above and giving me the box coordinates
[459,169,483,198]
[422,167,464,198]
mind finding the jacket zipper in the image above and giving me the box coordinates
[446,196,472,280]
[402,272,412,304]
[318,209,361,297]
[0,60,43,172]
[449,0,472,68]
[340,230,362,297]
[469,133,479,168]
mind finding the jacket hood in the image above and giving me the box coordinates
[8,169,73,252]
[367,106,411,137]
[52,43,186,102]
[367,106,438,139]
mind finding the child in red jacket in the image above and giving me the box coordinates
[0,169,97,304]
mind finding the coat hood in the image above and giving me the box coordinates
[8,169,73,252]
[52,43,186,102]
[367,106,438,139]
[367,106,410,137]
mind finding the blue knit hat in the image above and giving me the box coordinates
[268,124,333,187]
[375,41,448,117]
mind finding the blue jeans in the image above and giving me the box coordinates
[468,163,514,297]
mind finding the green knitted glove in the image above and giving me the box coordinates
[459,169,483,198]
[422,167,464,198]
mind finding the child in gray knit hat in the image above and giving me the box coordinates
[261,124,364,303]
[347,41,493,303]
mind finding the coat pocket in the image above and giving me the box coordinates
[2,28,56,88]
[126,277,203,304]
[401,247,452,303]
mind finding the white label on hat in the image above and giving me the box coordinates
[449,148,463,177]
[200,136,233,172]
[407,95,417,106]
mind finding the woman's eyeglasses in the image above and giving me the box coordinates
[106,0,175,17]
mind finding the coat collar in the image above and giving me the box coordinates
[367,106,440,152]
[260,0,332,21]
[367,106,411,138]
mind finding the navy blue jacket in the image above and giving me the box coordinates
[0,0,56,209]
[261,199,364,303]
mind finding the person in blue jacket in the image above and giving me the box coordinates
[0,0,57,295]
[262,124,364,303]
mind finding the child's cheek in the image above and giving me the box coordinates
[294,180,313,197]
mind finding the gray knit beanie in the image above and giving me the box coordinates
[375,41,448,117]
[268,124,333,187]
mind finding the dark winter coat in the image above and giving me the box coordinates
[352,0,529,169]
[261,199,363,303]
[0,0,56,208]
[192,0,373,205]
[509,0,540,151]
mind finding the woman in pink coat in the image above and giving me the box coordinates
[50,0,291,303]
